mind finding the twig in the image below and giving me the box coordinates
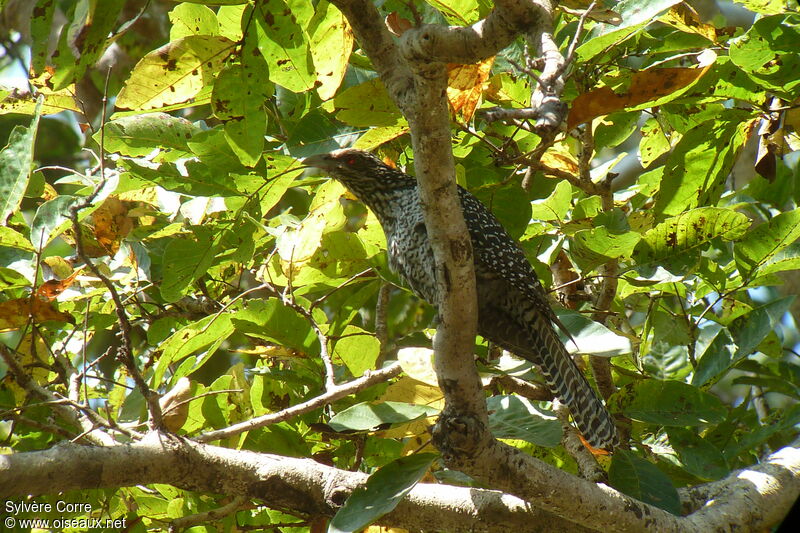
[169,496,247,532]
[262,282,336,390]
[560,0,598,76]
[67,68,163,430]
[195,362,402,443]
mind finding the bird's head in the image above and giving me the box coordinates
[302,149,413,193]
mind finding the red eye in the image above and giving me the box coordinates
[346,157,356,165]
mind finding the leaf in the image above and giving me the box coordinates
[729,297,794,363]
[692,325,736,387]
[529,179,572,221]
[660,3,716,42]
[49,0,125,90]
[255,0,316,93]
[634,208,751,266]
[30,0,57,74]
[638,117,671,168]
[577,0,683,61]
[571,227,641,272]
[666,428,729,481]
[729,14,800,96]
[231,299,319,354]
[424,0,481,25]
[446,58,494,122]
[308,0,353,100]
[730,0,787,14]
[0,297,75,332]
[334,79,404,127]
[487,395,562,447]
[619,380,727,426]
[328,402,438,433]
[116,35,235,110]
[397,347,438,386]
[212,48,271,166]
[609,449,681,514]
[0,97,42,224]
[168,2,219,39]
[153,314,235,386]
[654,110,756,218]
[568,66,713,130]
[555,310,632,357]
[0,227,34,251]
[329,453,436,533]
[100,113,202,162]
[734,209,800,278]
[333,326,380,377]
[160,231,216,303]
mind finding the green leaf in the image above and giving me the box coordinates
[634,207,751,266]
[730,14,800,96]
[578,0,682,61]
[0,227,34,251]
[30,0,57,74]
[571,227,641,272]
[160,231,216,302]
[486,395,562,447]
[639,117,671,168]
[734,209,800,278]
[621,380,727,426]
[0,98,42,224]
[49,0,125,90]
[328,401,439,433]
[232,299,319,354]
[609,449,681,514]
[211,47,271,166]
[169,2,219,39]
[729,297,794,362]
[666,428,729,481]
[334,79,404,127]
[424,0,481,25]
[329,453,436,533]
[692,325,736,387]
[100,113,202,162]
[255,0,316,93]
[730,0,787,14]
[117,35,235,110]
[529,179,571,221]
[555,310,632,357]
[333,326,381,377]
[654,111,755,218]
[153,314,235,387]
[472,183,532,239]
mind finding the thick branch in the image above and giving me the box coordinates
[0,433,592,532]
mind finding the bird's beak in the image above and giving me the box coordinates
[301,153,333,178]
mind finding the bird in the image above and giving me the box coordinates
[303,148,618,449]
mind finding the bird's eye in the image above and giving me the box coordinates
[346,157,356,165]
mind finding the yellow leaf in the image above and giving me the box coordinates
[447,57,494,122]
[117,35,235,110]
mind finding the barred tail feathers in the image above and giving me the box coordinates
[529,314,618,449]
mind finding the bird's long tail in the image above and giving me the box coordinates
[528,314,618,449]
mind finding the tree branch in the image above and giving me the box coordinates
[0,433,593,532]
[195,362,402,443]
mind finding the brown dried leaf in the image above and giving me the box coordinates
[661,3,716,42]
[385,12,413,37]
[446,57,494,122]
[0,297,75,332]
[567,65,712,130]
[36,269,81,301]
[91,196,134,255]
